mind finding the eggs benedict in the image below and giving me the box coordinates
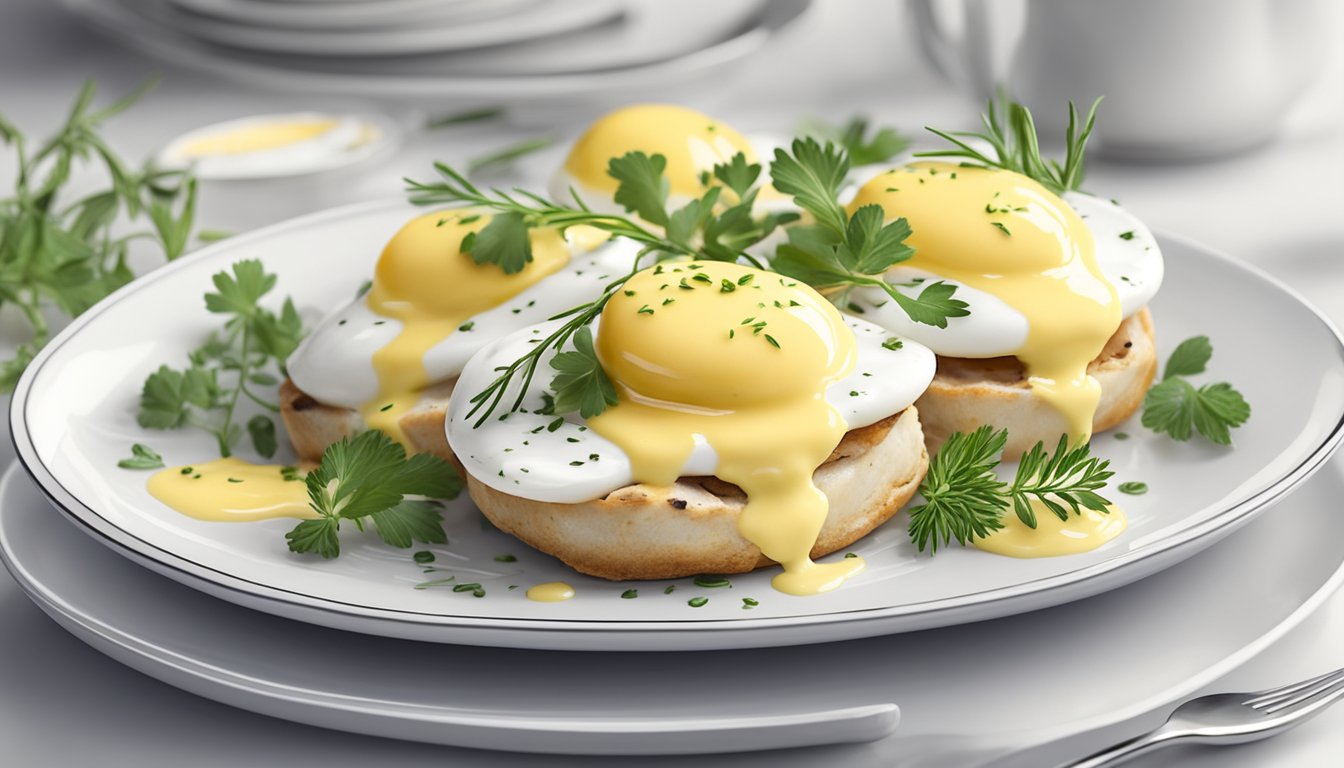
[281,208,637,463]
[448,261,935,595]
[845,163,1162,455]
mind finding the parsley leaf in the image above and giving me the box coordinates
[1141,337,1250,446]
[137,260,303,457]
[117,443,164,470]
[549,325,618,418]
[1162,335,1212,380]
[286,430,461,558]
[608,151,670,225]
[807,116,911,166]
[768,139,968,328]
[461,211,532,275]
[712,152,761,199]
[908,427,1115,553]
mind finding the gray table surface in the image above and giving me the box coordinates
[2,0,1343,764]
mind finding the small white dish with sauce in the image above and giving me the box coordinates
[8,198,1344,651]
[157,111,399,180]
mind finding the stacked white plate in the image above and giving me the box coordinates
[5,198,1344,761]
[55,0,810,101]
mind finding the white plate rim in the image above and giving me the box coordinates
[4,459,1344,759]
[9,196,1344,647]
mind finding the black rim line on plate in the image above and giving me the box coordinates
[9,205,1344,631]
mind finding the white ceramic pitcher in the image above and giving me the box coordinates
[911,0,1332,160]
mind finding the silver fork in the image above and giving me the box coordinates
[1065,666,1344,767]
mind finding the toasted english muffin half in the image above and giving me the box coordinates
[278,378,457,465]
[465,407,929,581]
[916,308,1156,457]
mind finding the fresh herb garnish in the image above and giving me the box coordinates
[907,427,1113,553]
[284,430,462,559]
[741,597,759,609]
[917,94,1102,195]
[1117,481,1148,495]
[621,589,638,599]
[687,596,709,608]
[768,137,969,328]
[1141,336,1250,446]
[117,443,164,470]
[137,260,303,458]
[413,551,436,564]
[693,575,731,589]
[806,116,911,166]
[411,151,792,426]
[1,79,198,392]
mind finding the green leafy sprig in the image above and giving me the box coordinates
[137,260,304,458]
[285,430,462,559]
[1,79,197,392]
[1141,336,1250,446]
[916,94,1102,195]
[407,150,792,425]
[907,427,1115,553]
[807,116,912,166]
[768,137,970,328]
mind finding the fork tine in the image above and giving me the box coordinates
[1252,671,1344,715]
[1243,667,1344,707]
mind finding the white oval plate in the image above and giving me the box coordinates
[5,459,1344,760]
[167,0,534,32]
[10,199,1344,651]
[56,0,807,100]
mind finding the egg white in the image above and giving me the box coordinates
[448,316,935,504]
[286,235,641,410]
[847,193,1163,357]
[159,112,392,181]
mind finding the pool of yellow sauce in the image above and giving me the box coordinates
[179,118,339,158]
[975,498,1127,557]
[147,458,313,522]
[586,262,864,596]
[526,582,576,602]
[361,210,571,445]
[564,104,760,200]
[850,163,1121,444]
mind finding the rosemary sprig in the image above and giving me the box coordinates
[916,94,1102,195]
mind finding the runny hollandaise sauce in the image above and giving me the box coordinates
[179,118,340,158]
[975,498,1127,558]
[586,262,864,596]
[526,582,576,602]
[147,458,313,522]
[362,210,571,445]
[849,163,1122,444]
[563,105,757,198]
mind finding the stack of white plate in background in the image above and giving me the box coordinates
[56,0,811,102]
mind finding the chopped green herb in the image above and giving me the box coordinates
[117,443,165,470]
[621,589,639,599]
[688,597,709,608]
[1117,481,1148,495]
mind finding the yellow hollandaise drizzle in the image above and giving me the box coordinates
[975,498,1127,558]
[564,104,758,199]
[526,582,576,602]
[361,210,571,445]
[850,163,1121,444]
[586,262,864,596]
[179,118,340,158]
[147,458,313,522]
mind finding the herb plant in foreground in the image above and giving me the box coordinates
[285,430,462,559]
[1141,336,1250,446]
[907,427,1115,553]
[1,79,198,392]
[138,259,304,458]
[768,137,970,328]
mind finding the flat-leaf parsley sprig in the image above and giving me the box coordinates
[285,430,462,559]
[915,93,1102,196]
[768,137,969,328]
[907,426,1115,553]
[1141,336,1250,446]
[138,259,304,458]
